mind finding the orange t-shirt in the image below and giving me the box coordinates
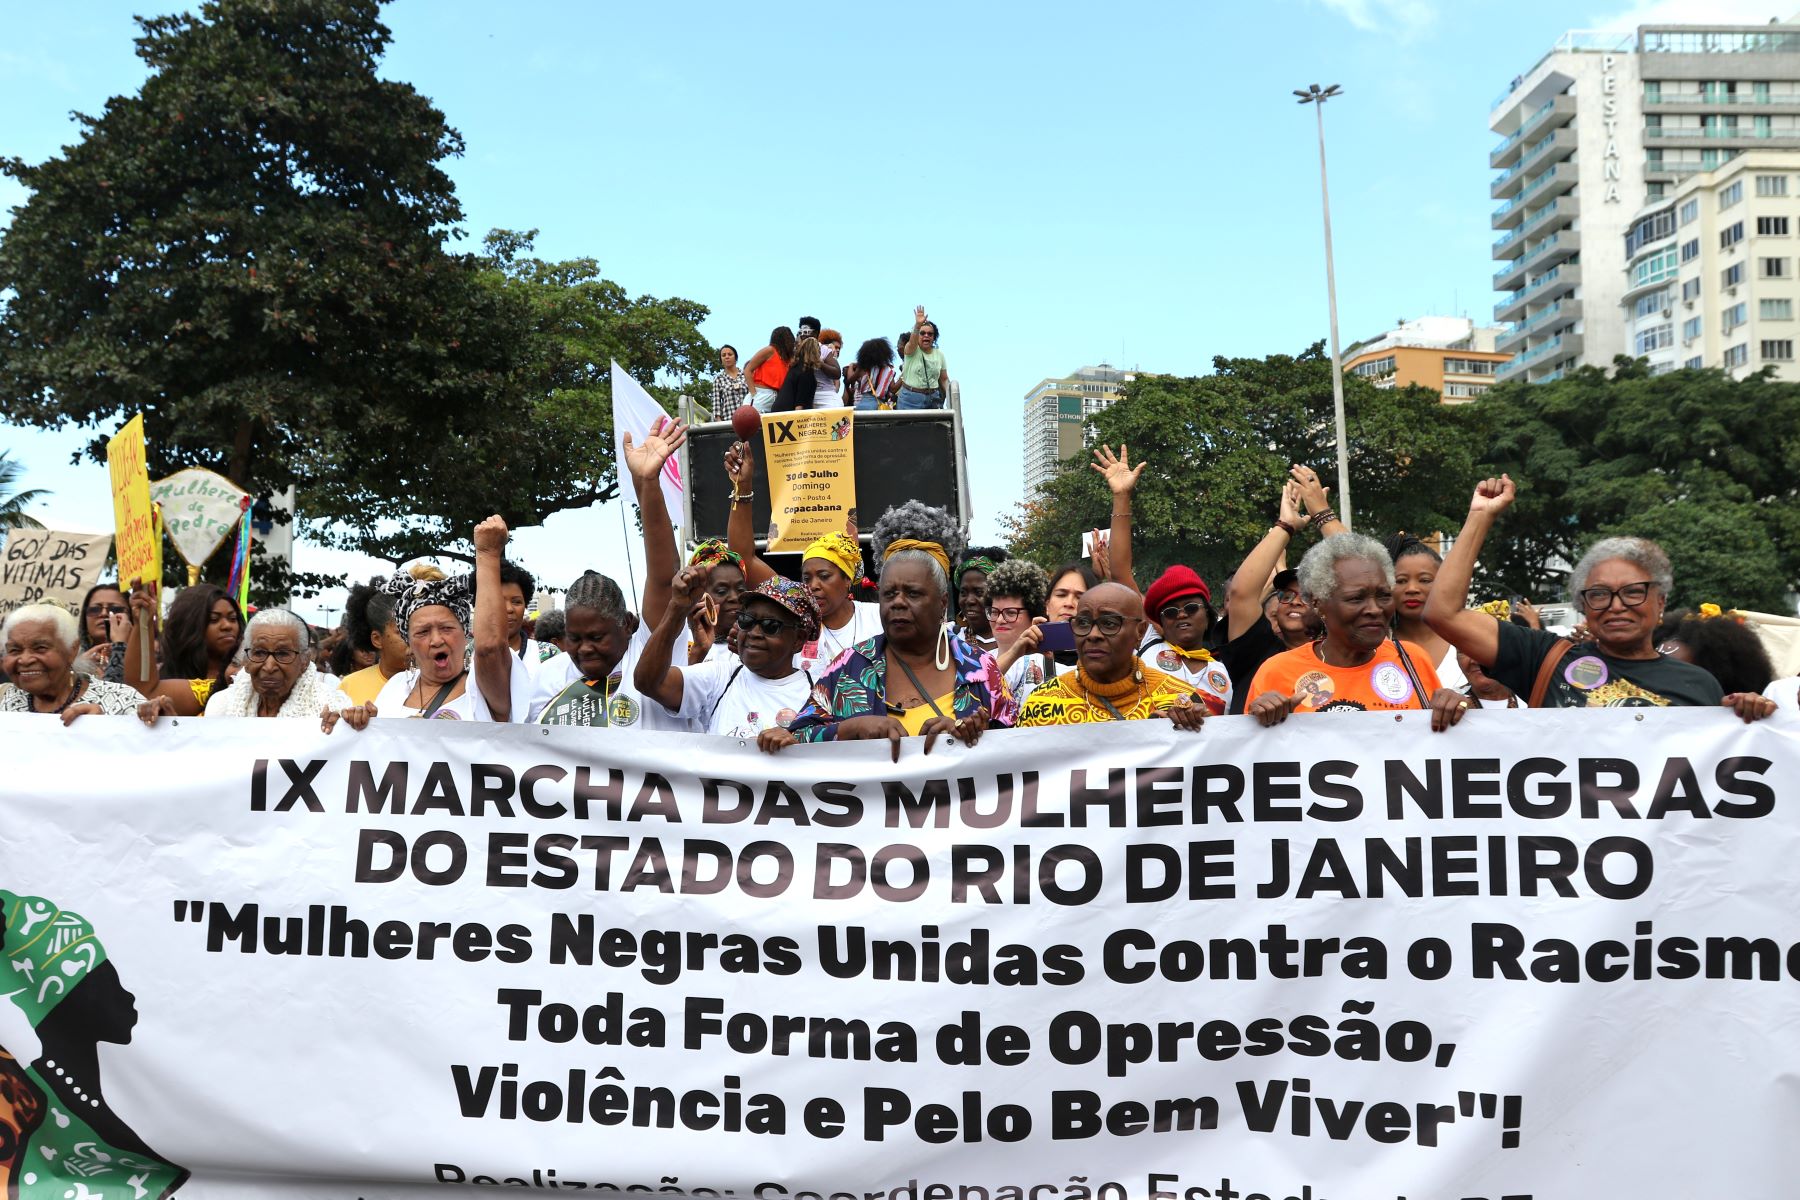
[753,352,789,391]
[1247,640,1442,714]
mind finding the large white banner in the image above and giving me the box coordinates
[1,709,1797,1199]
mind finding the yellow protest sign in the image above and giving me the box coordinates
[761,409,855,552]
[106,414,161,590]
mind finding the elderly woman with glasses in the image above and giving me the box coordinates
[0,604,147,723]
[1424,476,1775,719]
[1017,584,1207,729]
[164,608,373,730]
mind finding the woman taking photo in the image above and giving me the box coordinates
[76,581,128,677]
[1247,532,1467,731]
[724,441,880,673]
[768,501,1014,759]
[985,558,1055,704]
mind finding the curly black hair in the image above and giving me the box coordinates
[1656,609,1775,696]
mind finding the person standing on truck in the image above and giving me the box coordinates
[898,306,948,410]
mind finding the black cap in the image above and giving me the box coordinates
[1263,569,1300,604]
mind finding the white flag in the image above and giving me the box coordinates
[610,360,684,519]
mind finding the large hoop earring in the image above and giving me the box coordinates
[936,622,952,670]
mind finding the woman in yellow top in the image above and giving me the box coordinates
[1018,584,1206,730]
[123,582,242,716]
[337,577,412,705]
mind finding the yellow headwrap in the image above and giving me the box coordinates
[883,538,952,577]
[804,532,864,582]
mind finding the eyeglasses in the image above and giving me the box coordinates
[1070,613,1129,636]
[1159,600,1207,622]
[1578,582,1655,611]
[85,604,127,616]
[985,606,1026,622]
[247,648,301,665]
[736,612,799,635]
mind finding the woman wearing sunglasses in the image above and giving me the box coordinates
[635,571,820,738]
[1424,476,1775,719]
[1141,564,1233,716]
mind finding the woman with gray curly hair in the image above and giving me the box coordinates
[1424,476,1772,718]
[1246,532,1469,730]
[768,500,1015,758]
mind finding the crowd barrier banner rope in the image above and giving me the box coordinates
[1,708,1796,1199]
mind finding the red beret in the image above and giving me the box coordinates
[1145,565,1211,617]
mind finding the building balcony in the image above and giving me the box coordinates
[1522,231,1578,274]
[1494,256,1528,293]
[1495,289,1528,324]
[1491,95,1577,168]
[1499,298,1582,353]
[1647,95,1800,115]
[1491,129,1577,199]
[1646,126,1800,148]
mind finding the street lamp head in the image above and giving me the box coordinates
[1294,82,1344,104]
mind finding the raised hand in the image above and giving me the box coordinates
[1090,444,1146,496]
[1279,480,1303,528]
[1470,474,1516,516]
[667,565,709,614]
[1290,464,1330,516]
[623,416,689,484]
[724,440,755,491]
[473,514,509,554]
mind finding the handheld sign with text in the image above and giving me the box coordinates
[107,413,161,665]
[0,529,113,621]
[762,408,856,552]
[151,466,250,586]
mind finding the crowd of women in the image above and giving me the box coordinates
[712,306,950,416]
[1,424,1786,741]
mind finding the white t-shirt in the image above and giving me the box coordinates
[1434,645,1468,695]
[1762,676,1798,710]
[1003,653,1060,707]
[667,657,813,738]
[373,658,535,723]
[1139,637,1234,716]
[529,622,696,731]
[798,601,881,674]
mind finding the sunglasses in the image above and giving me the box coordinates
[735,611,800,636]
[86,604,128,616]
[1158,600,1208,622]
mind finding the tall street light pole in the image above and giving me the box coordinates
[1295,82,1352,530]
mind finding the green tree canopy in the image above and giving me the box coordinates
[1468,359,1800,612]
[0,1,712,594]
[1006,344,1484,586]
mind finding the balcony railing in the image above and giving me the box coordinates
[1646,125,1798,140]
[1492,98,1559,155]
[1647,93,1798,107]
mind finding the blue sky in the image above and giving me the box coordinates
[0,0,1760,619]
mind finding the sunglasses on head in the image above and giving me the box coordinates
[735,611,799,636]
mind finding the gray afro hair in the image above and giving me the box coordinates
[871,500,965,601]
[1297,533,1395,603]
[982,559,1051,617]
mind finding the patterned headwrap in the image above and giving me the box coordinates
[883,538,952,577]
[382,571,475,637]
[689,539,743,571]
[803,532,863,582]
[958,555,998,580]
[2,890,108,1027]
[749,577,822,644]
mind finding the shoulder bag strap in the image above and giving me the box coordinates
[1527,639,1575,709]
[1389,635,1431,710]
[420,670,467,718]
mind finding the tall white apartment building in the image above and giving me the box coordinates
[1625,150,1800,380]
[1022,365,1133,496]
[1490,20,1800,383]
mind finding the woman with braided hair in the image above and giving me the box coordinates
[529,569,696,729]
[768,501,1014,759]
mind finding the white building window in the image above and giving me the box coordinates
[1757,175,1789,197]
[1721,181,1744,209]
[1762,298,1794,320]
[1762,340,1794,361]
[1724,343,1750,368]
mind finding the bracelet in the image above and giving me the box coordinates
[732,491,755,504]
[1273,519,1300,536]
[1307,508,1338,530]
